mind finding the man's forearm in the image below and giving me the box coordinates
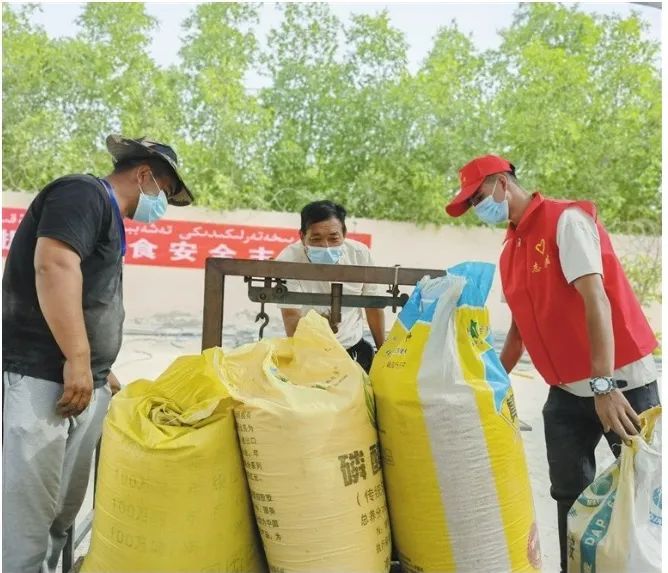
[573,275,615,378]
[580,282,638,439]
[36,262,90,362]
[365,308,386,348]
[582,292,615,377]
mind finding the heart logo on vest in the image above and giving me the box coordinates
[535,239,546,255]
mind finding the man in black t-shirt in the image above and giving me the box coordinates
[2,134,193,573]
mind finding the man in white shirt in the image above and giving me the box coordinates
[275,200,385,372]
[444,154,659,573]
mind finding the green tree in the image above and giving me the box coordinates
[409,24,492,225]
[261,3,347,209]
[2,2,661,235]
[617,219,662,307]
[322,11,415,218]
[2,3,181,189]
[2,4,74,191]
[489,3,661,233]
[178,2,269,209]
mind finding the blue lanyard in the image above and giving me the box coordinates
[100,178,126,256]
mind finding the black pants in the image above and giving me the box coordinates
[346,338,375,373]
[542,381,660,573]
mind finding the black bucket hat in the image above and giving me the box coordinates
[106,134,193,206]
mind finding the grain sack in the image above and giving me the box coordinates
[214,311,391,573]
[82,352,266,573]
[567,406,662,573]
[370,262,540,573]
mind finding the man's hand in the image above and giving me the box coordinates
[594,389,641,442]
[364,307,386,349]
[57,356,94,417]
[500,319,524,374]
[108,371,122,395]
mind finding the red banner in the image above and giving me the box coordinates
[2,207,372,269]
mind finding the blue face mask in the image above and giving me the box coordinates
[473,180,509,225]
[306,245,343,265]
[133,174,168,223]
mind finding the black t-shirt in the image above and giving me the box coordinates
[2,174,125,387]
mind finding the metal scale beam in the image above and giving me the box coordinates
[201,258,446,349]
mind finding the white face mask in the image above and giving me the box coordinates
[133,173,168,223]
[473,179,509,225]
[305,245,343,264]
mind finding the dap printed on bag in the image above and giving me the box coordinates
[371,261,541,573]
[568,406,662,573]
[214,311,391,573]
[82,352,266,573]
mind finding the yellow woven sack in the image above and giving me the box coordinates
[82,351,266,573]
[214,310,391,573]
[371,262,541,573]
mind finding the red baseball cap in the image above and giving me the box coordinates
[445,154,515,217]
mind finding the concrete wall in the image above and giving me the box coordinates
[2,191,661,341]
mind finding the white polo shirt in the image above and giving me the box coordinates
[553,207,656,396]
[275,239,379,349]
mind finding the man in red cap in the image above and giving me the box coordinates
[445,154,659,573]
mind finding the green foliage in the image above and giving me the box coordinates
[178,2,270,210]
[2,3,661,235]
[489,4,661,234]
[623,253,662,307]
[619,230,662,308]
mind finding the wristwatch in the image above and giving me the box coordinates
[589,376,617,395]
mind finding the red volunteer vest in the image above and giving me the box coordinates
[500,194,657,386]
